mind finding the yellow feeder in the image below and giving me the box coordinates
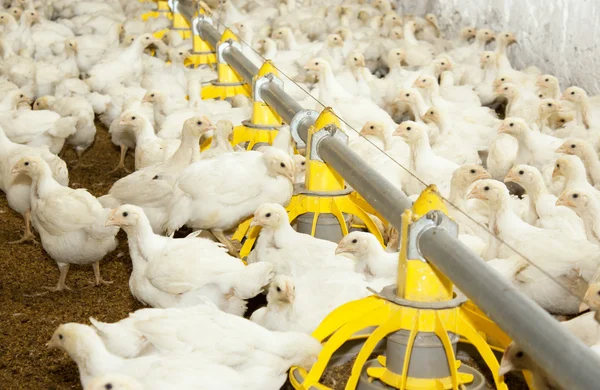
[141,0,173,21]
[201,29,251,100]
[287,186,515,390]
[231,60,284,150]
[232,108,384,258]
[188,12,217,68]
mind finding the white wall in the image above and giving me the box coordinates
[398,0,600,94]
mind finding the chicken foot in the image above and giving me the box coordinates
[211,229,241,256]
[44,263,72,292]
[9,209,37,244]
[90,261,113,287]
[109,144,131,174]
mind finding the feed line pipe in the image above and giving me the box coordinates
[176,2,600,388]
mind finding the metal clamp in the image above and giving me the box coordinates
[254,73,283,103]
[193,14,213,37]
[310,124,349,163]
[289,109,318,149]
[216,39,242,64]
[408,210,458,262]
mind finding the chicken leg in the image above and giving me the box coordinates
[109,144,131,174]
[44,263,72,292]
[9,209,37,244]
[91,261,113,286]
[71,148,93,169]
[211,229,241,256]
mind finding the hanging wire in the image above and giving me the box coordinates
[192,2,587,304]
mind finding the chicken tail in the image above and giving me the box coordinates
[233,262,274,299]
[87,92,112,115]
[264,332,322,369]
[49,117,78,138]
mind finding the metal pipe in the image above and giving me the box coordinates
[261,83,311,141]
[419,228,600,390]
[318,136,413,228]
[175,0,196,25]
[171,6,600,387]
[198,20,221,48]
[222,46,258,84]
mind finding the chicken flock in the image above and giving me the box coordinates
[1,0,600,389]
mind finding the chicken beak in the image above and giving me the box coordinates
[467,188,482,200]
[11,166,23,175]
[141,96,152,104]
[334,245,346,255]
[579,301,590,313]
[555,144,569,154]
[46,336,59,349]
[249,216,259,228]
[555,195,573,208]
[356,57,366,67]
[118,119,129,126]
[497,360,513,377]
[478,172,492,181]
[392,128,406,139]
[504,171,519,184]
[497,123,508,134]
[551,166,561,180]
[105,209,119,227]
[412,80,422,88]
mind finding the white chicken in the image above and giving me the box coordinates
[106,205,274,315]
[165,147,295,254]
[11,156,118,291]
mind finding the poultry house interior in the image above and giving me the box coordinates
[1,0,600,389]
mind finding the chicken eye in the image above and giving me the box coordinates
[197,121,202,125]
[354,57,358,61]
[519,170,524,175]
[406,126,412,131]
[123,212,128,217]
[571,91,575,95]
[505,34,509,38]
[105,384,113,390]
[515,351,524,358]
[179,52,183,55]
[59,334,63,340]
[24,161,29,166]
[301,160,305,166]
[571,144,576,148]
[20,94,23,98]
[405,93,410,97]
[509,123,514,127]
[486,55,490,59]
[573,194,579,199]
[484,186,490,191]
[556,163,560,168]
[276,286,281,292]
[470,169,476,174]
[547,103,552,107]
[484,32,489,35]
[369,125,374,129]
[440,62,445,65]
[265,212,271,217]
[545,78,549,82]
[150,93,155,97]
[352,238,358,243]
[131,116,136,120]
[280,162,286,168]
[152,175,159,180]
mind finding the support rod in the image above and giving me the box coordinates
[419,228,600,390]
[178,5,600,388]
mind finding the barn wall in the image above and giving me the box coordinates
[398,0,600,94]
